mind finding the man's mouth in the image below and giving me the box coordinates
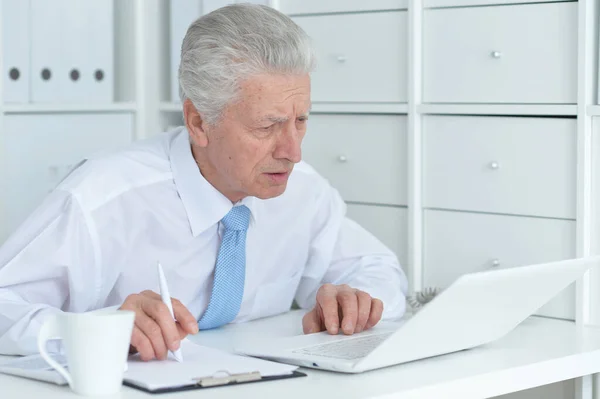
[264,171,290,184]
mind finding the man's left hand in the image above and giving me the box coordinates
[302,284,384,335]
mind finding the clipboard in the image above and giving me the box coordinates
[122,341,305,394]
[123,369,307,394]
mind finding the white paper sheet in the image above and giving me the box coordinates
[0,353,69,385]
[124,339,298,391]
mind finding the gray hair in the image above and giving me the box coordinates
[178,3,316,125]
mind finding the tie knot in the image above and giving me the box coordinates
[221,205,250,231]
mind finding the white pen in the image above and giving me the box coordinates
[157,262,184,362]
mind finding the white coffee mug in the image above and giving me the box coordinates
[37,310,135,396]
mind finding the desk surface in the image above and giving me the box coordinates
[2,310,600,399]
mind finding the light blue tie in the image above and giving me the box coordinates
[198,205,250,330]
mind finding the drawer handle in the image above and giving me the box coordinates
[336,55,347,63]
[489,161,500,170]
[338,155,348,163]
[491,51,502,59]
[491,259,500,267]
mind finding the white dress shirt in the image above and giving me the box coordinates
[0,127,408,355]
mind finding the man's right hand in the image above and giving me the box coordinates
[119,290,199,361]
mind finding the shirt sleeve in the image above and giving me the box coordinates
[0,190,100,355]
[295,184,408,321]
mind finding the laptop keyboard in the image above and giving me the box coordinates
[292,332,393,360]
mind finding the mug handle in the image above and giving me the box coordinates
[37,315,73,387]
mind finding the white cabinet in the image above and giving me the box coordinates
[346,204,408,268]
[279,0,407,15]
[425,0,571,7]
[292,11,408,103]
[423,115,576,219]
[423,209,576,320]
[423,2,577,104]
[0,114,133,239]
[302,114,408,206]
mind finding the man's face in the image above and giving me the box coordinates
[189,73,311,202]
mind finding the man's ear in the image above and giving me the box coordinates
[183,99,209,148]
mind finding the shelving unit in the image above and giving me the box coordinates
[0,0,143,242]
[418,104,578,116]
[3,102,138,114]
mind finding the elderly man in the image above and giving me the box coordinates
[0,4,407,361]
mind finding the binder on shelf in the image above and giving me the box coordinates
[169,0,201,103]
[81,0,114,103]
[30,0,64,103]
[2,0,30,103]
[60,0,114,103]
[30,0,114,103]
[61,0,87,103]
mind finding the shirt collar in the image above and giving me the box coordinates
[169,128,260,237]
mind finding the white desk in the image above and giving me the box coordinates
[2,310,600,399]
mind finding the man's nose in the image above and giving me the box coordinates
[274,123,302,163]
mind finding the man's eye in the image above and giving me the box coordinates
[262,125,274,131]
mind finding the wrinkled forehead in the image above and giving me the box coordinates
[233,73,312,119]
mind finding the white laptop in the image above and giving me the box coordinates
[236,256,600,373]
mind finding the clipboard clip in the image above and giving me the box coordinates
[193,370,262,387]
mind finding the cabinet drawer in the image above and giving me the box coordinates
[0,114,133,239]
[423,2,577,103]
[293,11,407,103]
[423,210,576,320]
[346,204,408,268]
[279,0,407,15]
[424,0,571,7]
[303,114,407,206]
[423,116,576,219]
